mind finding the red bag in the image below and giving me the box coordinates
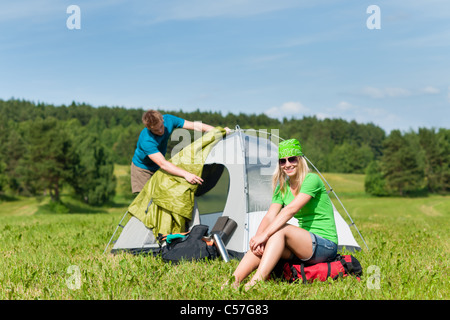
[282,254,362,284]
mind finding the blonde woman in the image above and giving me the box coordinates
[227,139,338,290]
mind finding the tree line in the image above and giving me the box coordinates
[365,128,449,196]
[0,98,448,205]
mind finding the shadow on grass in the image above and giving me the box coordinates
[36,200,109,214]
[1,193,130,215]
[65,202,108,214]
[0,194,19,202]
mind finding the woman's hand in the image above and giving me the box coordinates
[249,233,269,252]
[252,244,265,257]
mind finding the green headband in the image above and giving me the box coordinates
[278,139,303,159]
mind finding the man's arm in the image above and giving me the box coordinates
[148,152,203,185]
[183,120,231,134]
[182,120,214,132]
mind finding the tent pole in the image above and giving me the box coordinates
[103,211,129,254]
[331,190,369,251]
[304,156,370,251]
[236,125,251,251]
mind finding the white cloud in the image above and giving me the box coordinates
[266,100,404,132]
[384,87,412,98]
[265,101,310,119]
[336,101,356,111]
[359,86,441,99]
[0,0,126,23]
[336,101,389,118]
[326,101,401,131]
[360,86,412,99]
[316,112,331,120]
[391,29,450,48]
[141,0,308,23]
[0,0,63,25]
[421,86,440,94]
[448,86,450,103]
[359,87,384,99]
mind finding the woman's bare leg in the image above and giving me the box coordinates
[245,225,312,289]
[229,250,262,286]
[221,249,263,289]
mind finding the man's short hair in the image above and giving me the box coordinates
[142,110,163,129]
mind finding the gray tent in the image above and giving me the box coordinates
[104,126,368,255]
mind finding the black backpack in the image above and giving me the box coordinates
[159,224,218,263]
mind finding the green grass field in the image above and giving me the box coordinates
[0,168,448,300]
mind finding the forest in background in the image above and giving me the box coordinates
[0,98,448,205]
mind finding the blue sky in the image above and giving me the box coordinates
[0,0,449,133]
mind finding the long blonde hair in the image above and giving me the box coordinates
[272,156,310,197]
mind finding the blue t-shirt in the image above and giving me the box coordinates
[132,114,185,172]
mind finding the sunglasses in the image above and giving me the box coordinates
[279,156,299,166]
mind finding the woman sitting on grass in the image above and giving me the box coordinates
[227,139,338,290]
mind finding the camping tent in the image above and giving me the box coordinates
[104,126,367,255]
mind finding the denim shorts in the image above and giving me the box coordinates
[298,232,338,265]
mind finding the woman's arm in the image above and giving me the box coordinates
[254,203,283,236]
[249,193,312,251]
[251,203,282,256]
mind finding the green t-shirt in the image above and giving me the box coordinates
[272,173,338,244]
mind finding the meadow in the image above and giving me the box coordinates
[0,167,448,301]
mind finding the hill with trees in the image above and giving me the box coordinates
[0,98,448,204]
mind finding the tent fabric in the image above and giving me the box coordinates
[331,202,361,251]
[111,216,157,253]
[127,127,226,237]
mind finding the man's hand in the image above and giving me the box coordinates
[184,172,204,185]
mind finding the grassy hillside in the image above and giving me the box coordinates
[0,168,448,301]
[321,172,365,195]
